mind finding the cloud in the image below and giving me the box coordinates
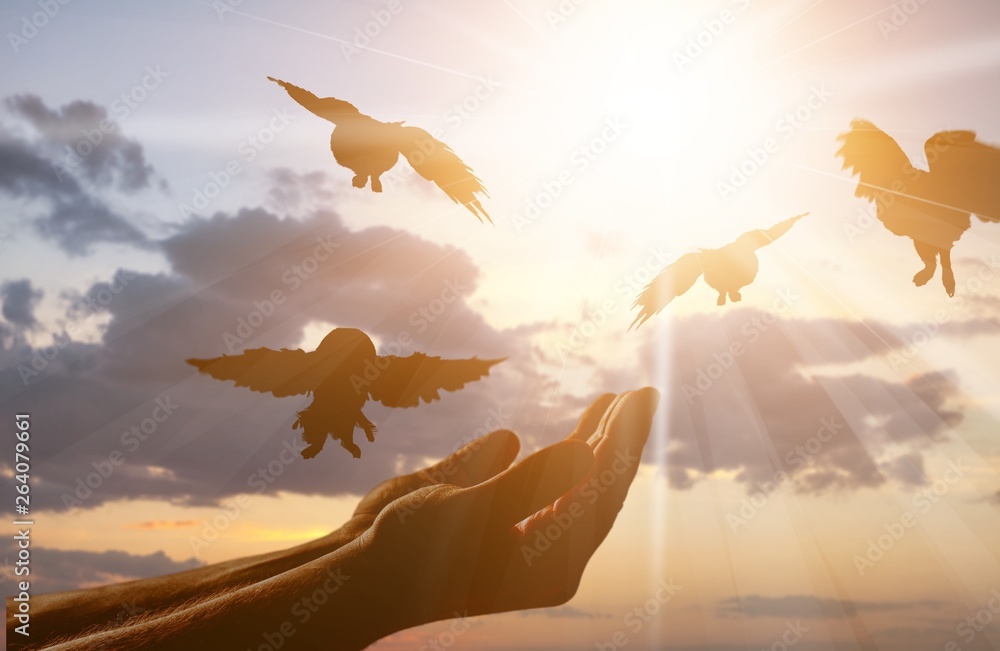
[126,520,201,530]
[0,541,202,593]
[0,97,151,255]
[1,279,42,329]
[0,176,574,512]
[6,94,156,193]
[516,605,611,619]
[715,594,941,619]
[34,194,149,255]
[613,310,978,495]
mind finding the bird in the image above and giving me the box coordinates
[838,120,1000,297]
[630,213,808,328]
[267,76,491,222]
[186,328,504,459]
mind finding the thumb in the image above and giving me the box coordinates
[461,440,594,528]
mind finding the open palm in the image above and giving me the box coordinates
[352,389,659,631]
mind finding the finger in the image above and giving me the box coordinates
[562,388,659,521]
[585,392,628,447]
[565,393,617,442]
[462,440,594,528]
[420,429,520,488]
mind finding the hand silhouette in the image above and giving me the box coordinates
[30,389,659,651]
[13,429,523,649]
[346,388,659,639]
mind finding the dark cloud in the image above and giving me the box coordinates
[34,194,148,255]
[1,279,42,329]
[715,594,941,619]
[0,103,150,255]
[0,192,573,512]
[6,94,156,193]
[617,310,976,495]
[0,540,202,594]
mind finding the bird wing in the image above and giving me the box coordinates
[267,76,361,124]
[187,348,328,397]
[837,119,915,203]
[368,353,504,407]
[630,252,704,329]
[924,130,1000,223]
[736,212,809,251]
[394,126,491,222]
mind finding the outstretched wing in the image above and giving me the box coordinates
[837,119,915,203]
[187,348,328,397]
[925,130,1000,223]
[267,76,361,125]
[630,252,704,329]
[395,126,491,223]
[735,212,809,251]
[368,354,503,407]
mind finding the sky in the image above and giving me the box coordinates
[1,0,999,649]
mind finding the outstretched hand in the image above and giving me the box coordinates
[27,389,659,651]
[346,388,659,636]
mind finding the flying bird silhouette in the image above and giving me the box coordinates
[838,119,1000,296]
[630,213,808,328]
[187,328,504,459]
[267,76,491,222]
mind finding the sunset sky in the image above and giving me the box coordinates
[1,0,999,649]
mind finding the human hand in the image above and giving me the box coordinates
[345,388,659,638]
[327,427,524,543]
[34,391,657,651]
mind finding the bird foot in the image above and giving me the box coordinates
[351,175,367,189]
[943,276,956,298]
[339,439,362,459]
[364,426,377,442]
[729,291,742,303]
[301,444,322,460]
[913,269,934,287]
[370,177,383,193]
[717,294,727,306]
